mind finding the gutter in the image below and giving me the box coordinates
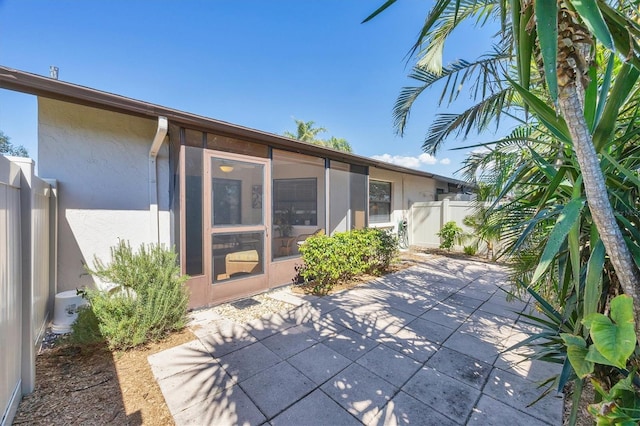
[149,116,168,244]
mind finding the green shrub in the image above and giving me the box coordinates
[463,245,477,255]
[69,305,103,346]
[297,228,398,294]
[73,241,189,350]
[437,221,465,251]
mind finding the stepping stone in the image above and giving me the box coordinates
[239,361,315,419]
[356,344,421,388]
[321,363,398,424]
[367,391,457,426]
[172,384,265,426]
[402,366,480,422]
[271,389,360,426]
[288,342,351,385]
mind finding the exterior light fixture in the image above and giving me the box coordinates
[219,163,234,173]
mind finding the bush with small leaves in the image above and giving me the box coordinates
[72,241,189,350]
[296,228,398,294]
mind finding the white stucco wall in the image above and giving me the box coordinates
[38,98,171,292]
[369,167,437,231]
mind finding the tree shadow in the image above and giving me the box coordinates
[150,259,562,425]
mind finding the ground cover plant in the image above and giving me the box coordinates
[72,241,189,350]
[295,227,398,294]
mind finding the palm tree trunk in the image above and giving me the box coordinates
[558,81,640,332]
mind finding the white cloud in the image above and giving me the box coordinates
[418,153,438,165]
[371,153,449,169]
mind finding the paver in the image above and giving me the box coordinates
[156,361,235,416]
[271,389,361,426]
[288,342,352,385]
[378,326,439,363]
[484,368,563,424]
[147,339,213,381]
[367,391,458,426]
[261,324,318,358]
[321,363,398,424]
[420,302,473,328]
[403,317,457,345]
[172,384,266,426]
[322,328,378,361]
[467,395,550,426]
[238,361,315,419]
[425,347,492,389]
[355,344,422,388]
[402,366,481,422]
[443,331,501,364]
[445,292,487,309]
[218,341,281,382]
[148,258,564,426]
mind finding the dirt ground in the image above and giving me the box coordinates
[12,251,590,425]
[13,329,194,425]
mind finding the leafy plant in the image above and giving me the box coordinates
[74,241,189,350]
[463,245,477,256]
[560,296,640,425]
[437,221,464,251]
[296,228,398,294]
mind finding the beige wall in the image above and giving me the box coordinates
[38,98,171,292]
[369,168,437,234]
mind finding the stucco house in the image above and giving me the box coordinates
[0,66,472,309]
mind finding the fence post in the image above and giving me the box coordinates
[442,198,450,228]
[43,179,58,315]
[0,155,23,426]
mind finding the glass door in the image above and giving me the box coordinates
[204,151,270,296]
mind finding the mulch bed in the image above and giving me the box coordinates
[13,329,195,425]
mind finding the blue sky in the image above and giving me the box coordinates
[0,0,506,178]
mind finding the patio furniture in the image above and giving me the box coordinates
[225,249,260,276]
[296,228,324,247]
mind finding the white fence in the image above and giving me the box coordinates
[409,199,477,249]
[0,156,56,426]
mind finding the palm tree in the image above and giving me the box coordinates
[283,119,353,152]
[325,136,353,153]
[365,0,640,330]
[283,119,327,143]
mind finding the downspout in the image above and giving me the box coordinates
[149,116,168,244]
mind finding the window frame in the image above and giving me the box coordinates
[273,178,318,226]
[369,180,392,224]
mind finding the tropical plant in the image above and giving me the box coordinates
[284,119,327,143]
[365,0,640,332]
[437,221,465,250]
[463,245,477,255]
[365,0,640,422]
[283,118,353,152]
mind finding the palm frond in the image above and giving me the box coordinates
[394,47,511,135]
[413,0,502,72]
[422,88,511,154]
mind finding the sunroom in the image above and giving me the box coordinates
[173,126,369,307]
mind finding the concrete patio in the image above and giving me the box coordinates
[148,256,563,425]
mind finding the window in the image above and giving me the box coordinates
[212,179,241,225]
[369,180,391,223]
[273,178,317,226]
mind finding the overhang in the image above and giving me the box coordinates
[0,65,471,187]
